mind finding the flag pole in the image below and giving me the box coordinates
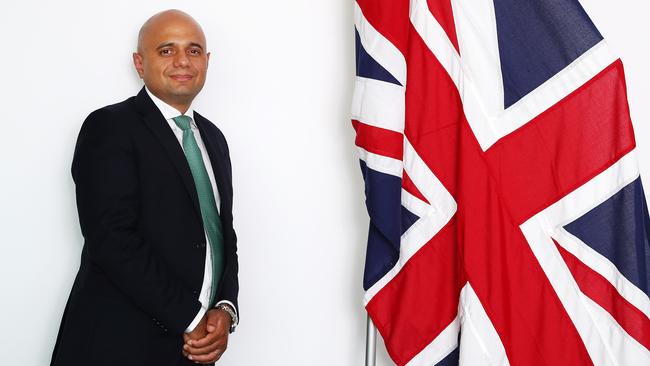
[365,313,377,366]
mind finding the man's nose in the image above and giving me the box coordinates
[173,52,190,67]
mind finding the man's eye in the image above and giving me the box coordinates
[160,49,173,55]
[189,49,201,55]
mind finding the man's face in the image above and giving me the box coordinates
[133,16,210,109]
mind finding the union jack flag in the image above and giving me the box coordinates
[352,1,650,365]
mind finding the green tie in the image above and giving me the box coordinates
[172,115,224,308]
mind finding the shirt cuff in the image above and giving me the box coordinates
[185,305,207,333]
[215,300,239,327]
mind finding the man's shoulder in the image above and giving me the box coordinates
[194,111,225,137]
[194,112,232,157]
[87,95,138,121]
[78,95,139,138]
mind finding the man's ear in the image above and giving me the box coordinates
[133,52,145,79]
[206,51,211,66]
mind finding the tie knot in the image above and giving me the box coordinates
[172,115,193,131]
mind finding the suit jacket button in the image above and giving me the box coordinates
[196,242,206,249]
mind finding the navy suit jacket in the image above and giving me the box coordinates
[51,87,239,366]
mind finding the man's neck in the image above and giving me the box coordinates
[145,87,195,117]
[169,102,191,115]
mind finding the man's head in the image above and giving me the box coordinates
[133,10,210,112]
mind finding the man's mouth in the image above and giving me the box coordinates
[170,74,193,81]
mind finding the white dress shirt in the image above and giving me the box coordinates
[145,87,237,332]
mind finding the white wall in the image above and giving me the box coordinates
[0,1,647,365]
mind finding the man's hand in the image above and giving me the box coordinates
[182,308,232,363]
[185,312,209,343]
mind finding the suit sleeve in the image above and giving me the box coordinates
[213,127,240,317]
[72,108,201,334]
[216,227,239,314]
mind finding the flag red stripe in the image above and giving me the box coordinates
[484,61,636,225]
[352,120,404,160]
[402,171,429,205]
[555,241,650,350]
[356,0,410,58]
[426,0,460,53]
[366,219,463,366]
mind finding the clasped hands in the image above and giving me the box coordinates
[183,308,232,364]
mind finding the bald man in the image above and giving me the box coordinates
[51,10,239,366]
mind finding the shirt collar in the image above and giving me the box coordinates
[145,86,196,123]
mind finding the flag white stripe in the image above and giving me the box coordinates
[540,149,650,318]
[354,2,407,86]
[357,147,402,178]
[458,283,510,366]
[402,189,433,218]
[406,317,460,366]
[521,217,624,366]
[364,139,456,304]
[450,0,504,119]
[406,283,511,366]
[352,76,405,134]
[409,0,462,90]
[491,41,617,150]
[582,295,650,364]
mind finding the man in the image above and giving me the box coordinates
[51,9,239,365]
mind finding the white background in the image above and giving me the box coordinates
[0,1,647,365]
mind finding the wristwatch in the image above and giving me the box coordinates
[216,303,238,333]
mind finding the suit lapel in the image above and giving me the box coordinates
[134,87,203,220]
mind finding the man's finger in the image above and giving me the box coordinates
[188,330,225,349]
[187,347,224,364]
[184,337,224,355]
[188,347,223,362]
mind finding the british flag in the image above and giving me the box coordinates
[352,0,650,365]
